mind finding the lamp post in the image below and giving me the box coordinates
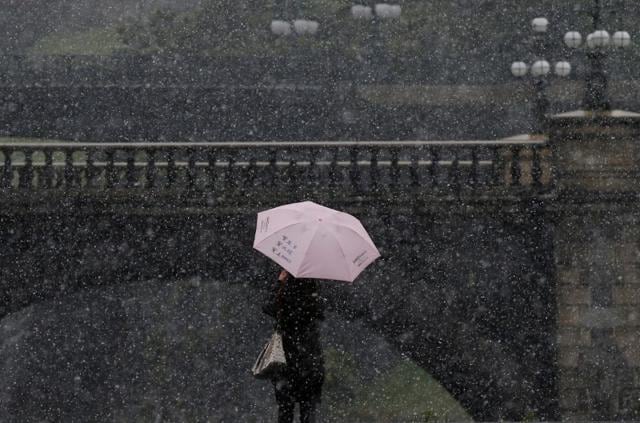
[269,2,401,139]
[563,0,632,111]
[270,0,319,37]
[270,19,319,36]
[335,3,400,139]
[270,1,320,85]
[269,1,320,140]
[511,17,571,134]
[350,3,401,83]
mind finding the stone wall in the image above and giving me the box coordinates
[550,111,640,420]
[555,212,640,419]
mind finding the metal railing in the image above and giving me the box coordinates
[0,140,552,195]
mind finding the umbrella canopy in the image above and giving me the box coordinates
[253,201,380,282]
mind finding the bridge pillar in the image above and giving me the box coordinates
[550,110,640,420]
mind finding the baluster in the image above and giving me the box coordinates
[531,145,542,188]
[546,145,556,188]
[349,148,361,191]
[1,150,12,189]
[32,152,43,189]
[187,148,197,191]
[430,147,440,187]
[85,149,96,188]
[328,149,339,188]
[166,148,176,188]
[409,151,420,187]
[64,150,74,188]
[268,150,277,187]
[450,151,461,192]
[510,146,521,186]
[126,150,136,188]
[469,147,479,188]
[43,150,54,189]
[225,152,236,189]
[207,150,217,189]
[369,147,379,190]
[245,157,257,188]
[286,159,298,193]
[146,150,156,189]
[106,150,116,189]
[389,148,399,187]
[19,150,33,189]
[491,147,502,186]
[307,148,319,187]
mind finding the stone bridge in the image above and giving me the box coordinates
[1,111,640,421]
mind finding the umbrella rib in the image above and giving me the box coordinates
[325,225,356,281]
[297,224,322,278]
[328,223,379,251]
[253,219,314,247]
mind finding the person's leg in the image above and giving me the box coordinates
[299,400,317,423]
[275,382,294,423]
[277,401,294,423]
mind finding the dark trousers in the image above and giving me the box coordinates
[277,400,316,423]
[275,382,318,423]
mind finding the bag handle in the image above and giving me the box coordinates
[275,274,287,331]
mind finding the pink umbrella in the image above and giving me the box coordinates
[253,201,380,282]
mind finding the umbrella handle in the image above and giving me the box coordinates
[275,272,287,330]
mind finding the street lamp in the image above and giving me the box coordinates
[351,3,401,20]
[511,17,571,133]
[270,1,320,90]
[373,3,402,19]
[350,3,401,83]
[271,18,319,36]
[531,17,549,33]
[271,20,293,36]
[612,31,632,48]
[351,4,373,19]
[270,0,319,37]
[562,0,632,111]
[335,3,401,138]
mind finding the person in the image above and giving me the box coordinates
[263,269,325,423]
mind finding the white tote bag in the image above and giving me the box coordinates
[252,331,287,379]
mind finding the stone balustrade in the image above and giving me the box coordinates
[0,140,552,198]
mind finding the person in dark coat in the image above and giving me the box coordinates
[263,269,325,423]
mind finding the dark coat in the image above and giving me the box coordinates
[263,277,325,403]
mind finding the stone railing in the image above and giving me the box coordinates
[0,140,552,199]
